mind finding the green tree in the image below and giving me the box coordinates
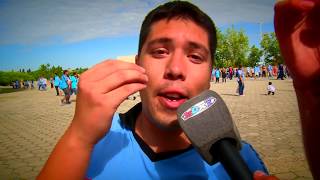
[0,71,34,86]
[215,27,249,67]
[215,29,229,68]
[260,32,283,65]
[247,45,262,67]
[75,67,88,74]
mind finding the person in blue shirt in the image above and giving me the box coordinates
[59,70,71,104]
[237,66,245,96]
[54,74,61,96]
[267,65,273,79]
[69,72,79,95]
[215,68,220,83]
[254,66,260,79]
[38,1,283,179]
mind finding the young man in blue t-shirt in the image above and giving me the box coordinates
[39,0,320,179]
[38,2,269,179]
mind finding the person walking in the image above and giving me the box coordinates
[70,72,79,95]
[59,70,71,104]
[54,74,61,96]
[215,68,220,83]
[228,66,233,80]
[237,66,245,96]
[221,67,227,83]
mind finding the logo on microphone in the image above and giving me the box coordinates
[181,96,216,121]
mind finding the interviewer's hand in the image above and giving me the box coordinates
[274,0,320,89]
[274,1,320,179]
[254,171,279,180]
[70,60,148,146]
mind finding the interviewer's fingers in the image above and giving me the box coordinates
[254,171,279,180]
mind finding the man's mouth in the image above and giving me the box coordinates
[158,91,188,109]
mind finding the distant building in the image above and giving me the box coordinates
[116,55,139,100]
[117,55,135,64]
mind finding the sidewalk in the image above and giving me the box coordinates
[0,79,312,179]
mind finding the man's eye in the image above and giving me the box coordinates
[188,54,203,63]
[151,48,168,58]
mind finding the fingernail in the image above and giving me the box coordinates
[254,170,266,177]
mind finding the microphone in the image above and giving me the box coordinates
[177,90,253,180]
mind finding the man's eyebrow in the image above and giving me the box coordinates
[188,41,209,55]
[146,38,210,55]
[146,38,172,47]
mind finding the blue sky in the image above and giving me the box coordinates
[0,0,275,71]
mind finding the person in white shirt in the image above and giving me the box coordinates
[267,82,275,95]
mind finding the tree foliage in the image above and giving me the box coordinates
[0,71,34,86]
[0,64,87,86]
[215,27,249,67]
[260,32,283,65]
[247,45,263,67]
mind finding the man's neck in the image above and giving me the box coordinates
[134,112,191,153]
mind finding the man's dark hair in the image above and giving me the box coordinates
[138,1,217,63]
[63,70,68,74]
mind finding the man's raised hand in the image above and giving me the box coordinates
[70,60,148,147]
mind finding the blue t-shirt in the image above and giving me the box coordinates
[215,70,220,78]
[54,75,60,87]
[254,66,260,73]
[86,104,268,180]
[69,75,78,89]
[59,75,69,89]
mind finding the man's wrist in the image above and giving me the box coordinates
[65,124,96,151]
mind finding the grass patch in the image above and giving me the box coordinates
[0,87,26,94]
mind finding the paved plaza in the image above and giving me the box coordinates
[0,79,313,179]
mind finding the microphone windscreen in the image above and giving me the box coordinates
[177,90,241,165]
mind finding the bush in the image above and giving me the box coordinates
[0,71,35,86]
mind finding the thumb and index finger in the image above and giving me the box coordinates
[274,0,317,40]
[274,0,320,85]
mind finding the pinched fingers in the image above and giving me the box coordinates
[77,65,148,111]
[104,83,147,108]
[80,60,145,82]
[95,69,148,93]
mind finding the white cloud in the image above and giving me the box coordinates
[0,0,275,45]
[193,0,275,25]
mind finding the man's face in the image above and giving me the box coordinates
[137,19,212,130]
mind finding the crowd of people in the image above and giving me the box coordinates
[11,80,34,89]
[210,64,289,97]
[37,77,48,90]
[10,70,79,105]
[211,64,290,83]
[53,70,79,104]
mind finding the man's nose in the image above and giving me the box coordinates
[164,51,186,81]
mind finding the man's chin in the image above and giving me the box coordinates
[152,116,182,132]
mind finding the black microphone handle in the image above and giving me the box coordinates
[210,139,253,180]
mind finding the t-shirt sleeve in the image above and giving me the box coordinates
[240,141,269,174]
